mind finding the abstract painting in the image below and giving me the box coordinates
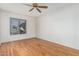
[10,17,26,35]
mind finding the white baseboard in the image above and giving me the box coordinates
[37,37,79,50]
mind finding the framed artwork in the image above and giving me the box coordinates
[10,17,26,35]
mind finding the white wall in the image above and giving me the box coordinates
[37,4,79,49]
[0,10,1,43]
[0,10,36,43]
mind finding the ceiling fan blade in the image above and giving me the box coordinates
[29,8,34,12]
[38,6,48,8]
[24,4,32,7]
[36,8,41,13]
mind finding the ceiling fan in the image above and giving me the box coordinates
[24,3,48,13]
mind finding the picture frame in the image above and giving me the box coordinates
[10,17,26,35]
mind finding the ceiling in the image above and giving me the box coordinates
[0,3,75,17]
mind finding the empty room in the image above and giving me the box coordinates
[0,3,79,56]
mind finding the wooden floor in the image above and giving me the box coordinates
[0,38,79,56]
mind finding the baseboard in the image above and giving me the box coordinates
[1,37,37,44]
[1,37,79,51]
[36,37,79,50]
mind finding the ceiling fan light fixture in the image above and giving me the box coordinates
[24,3,48,13]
